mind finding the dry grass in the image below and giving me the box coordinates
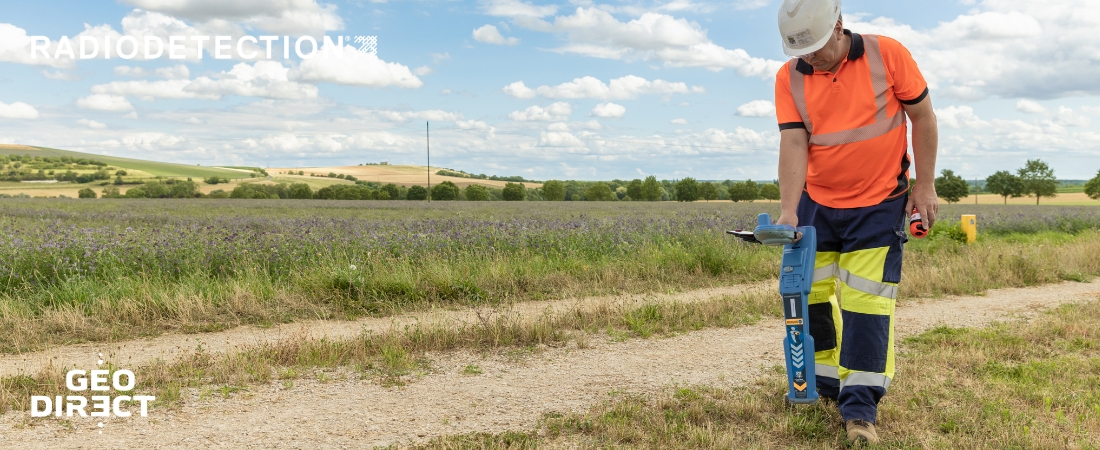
[0,288,778,413]
[901,230,1100,299]
[419,300,1100,449]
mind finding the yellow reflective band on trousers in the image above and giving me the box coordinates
[809,247,897,387]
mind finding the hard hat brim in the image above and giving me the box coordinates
[782,30,833,58]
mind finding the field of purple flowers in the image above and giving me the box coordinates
[0,199,1097,352]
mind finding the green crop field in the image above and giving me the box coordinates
[0,146,251,180]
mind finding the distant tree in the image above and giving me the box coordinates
[985,170,1025,204]
[699,182,719,201]
[728,180,760,202]
[288,183,313,199]
[142,181,171,198]
[1017,159,1058,205]
[502,182,527,201]
[641,176,662,201]
[406,185,428,200]
[465,184,491,201]
[760,183,781,201]
[101,186,121,198]
[430,181,460,200]
[614,186,627,200]
[674,178,699,202]
[1085,169,1100,201]
[934,169,970,204]
[541,180,566,201]
[78,188,96,199]
[625,179,643,201]
[169,181,200,198]
[381,184,400,201]
[115,170,127,176]
[585,183,614,201]
[124,187,147,198]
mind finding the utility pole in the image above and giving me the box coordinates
[426,121,431,202]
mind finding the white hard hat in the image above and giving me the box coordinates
[778,0,842,57]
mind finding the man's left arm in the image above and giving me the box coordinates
[884,37,939,229]
[903,98,938,230]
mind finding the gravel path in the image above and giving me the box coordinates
[0,284,767,379]
[2,280,1097,449]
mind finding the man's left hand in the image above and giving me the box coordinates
[906,182,938,230]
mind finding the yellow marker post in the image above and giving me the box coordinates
[960,214,977,243]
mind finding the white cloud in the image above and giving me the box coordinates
[735,100,774,117]
[508,102,573,121]
[590,102,626,118]
[120,0,344,35]
[515,8,783,76]
[503,75,703,100]
[1016,99,1047,114]
[502,81,536,99]
[473,24,520,45]
[849,1,1100,99]
[456,119,491,130]
[93,61,318,100]
[368,109,464,122]
[413,66,433,76]
[1056,106,1091,127]
[291,43,422,88]
[117,132,188,151]
[77,94,135,112]
[539,129,585,147]
[482,0,558,18]
[78,119,107,129]
[114,64,191,79]
[670,118,688,124]
[0,101,40,119]
[733,0,770,10]
[936,105,989,129]
[0,23,73,68]
[547,122,570,131]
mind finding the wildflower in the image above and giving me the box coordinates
[350,264,357,270]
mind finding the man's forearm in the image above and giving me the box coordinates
[778,131,809,216]
[910,116,938,186]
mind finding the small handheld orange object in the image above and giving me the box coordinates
[909,208,928,238]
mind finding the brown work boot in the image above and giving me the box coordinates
[845,419,880,445]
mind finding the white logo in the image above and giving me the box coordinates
[354,36,378,55]
[29,353,155,433]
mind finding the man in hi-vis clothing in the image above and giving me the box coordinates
[773,0,938,443]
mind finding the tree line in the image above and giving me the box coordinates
[935,158,1100,204]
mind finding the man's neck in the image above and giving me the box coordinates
[823,34,851,74]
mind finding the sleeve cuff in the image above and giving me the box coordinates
[778,122,807,131]
[899,87,929,105]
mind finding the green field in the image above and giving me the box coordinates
[0,146,251,180]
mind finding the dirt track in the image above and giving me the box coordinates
[2,280,1097,449]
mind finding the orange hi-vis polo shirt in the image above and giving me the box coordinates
[775,30,929,209]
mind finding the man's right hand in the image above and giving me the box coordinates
[776,213,801,242]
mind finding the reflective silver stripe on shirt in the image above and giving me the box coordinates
[808,111,905,146]
[788,34,905,147]
[841,372,892,389]
[816,363,840,380]
[788,59,814,135]
[837,267,898,299]
[865,35,889,123]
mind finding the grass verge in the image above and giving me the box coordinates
[0,288,779,414]
[418,300,1100,449]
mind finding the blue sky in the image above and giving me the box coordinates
[0,0,1098,181]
